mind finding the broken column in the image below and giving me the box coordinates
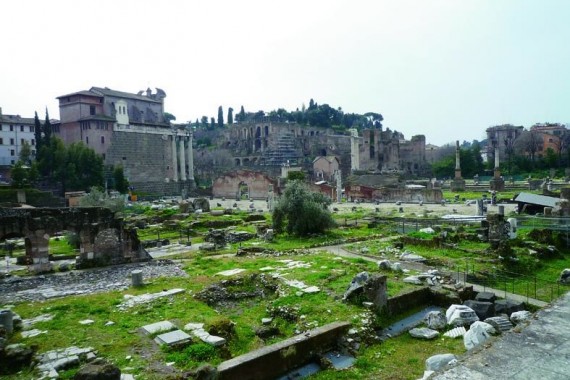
[186,131,195,182]
[335,169,342,203]
[451,140,466,191]
[131,269,143,287]
[489,146,505,191]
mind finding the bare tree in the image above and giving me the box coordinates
[514,130,542,161]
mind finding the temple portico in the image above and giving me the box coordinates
[170,130,195,184]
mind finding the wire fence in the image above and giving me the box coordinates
[452,261,567,303]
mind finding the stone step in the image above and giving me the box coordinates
[443,326,467,338]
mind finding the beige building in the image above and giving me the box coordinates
[312,156,340,182]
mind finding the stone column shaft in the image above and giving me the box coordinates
[186,133,194,180]
[179,137,187,181]
[172,135,178,182]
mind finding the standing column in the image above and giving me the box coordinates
[349,128,360,171]
[171,134,178,182]
[494,146,501,178]
[186,132,194,181]
[179,137,187,181]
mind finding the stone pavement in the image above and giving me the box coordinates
[432,291,570,380]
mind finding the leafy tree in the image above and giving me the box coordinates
[19,141,32,164]
[112,165,129,193]
[227,107,234,125]
[272,181,335,236]
[287,170,305,181]
[79,187,124,213]
[164,112,176,123]
[34,111,43,152]
[11,161,29,188]
[61,142,104,191]
[200,116,209,129]
[217,106,224,128]
[210,117,216,130]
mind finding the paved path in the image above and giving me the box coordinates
[432,291,570,380]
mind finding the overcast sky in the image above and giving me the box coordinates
[2,0,569,145]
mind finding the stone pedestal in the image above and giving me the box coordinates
[451,178,466,192]
[0,309,14,334]
[131,269,144,287]
[489,178,505,191]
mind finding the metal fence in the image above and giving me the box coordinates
[452,261,567,303]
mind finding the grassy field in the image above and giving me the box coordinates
[5,252,461,379]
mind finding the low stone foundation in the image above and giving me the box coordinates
[216,321,350,380]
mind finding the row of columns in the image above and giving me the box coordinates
[171,133,194,182]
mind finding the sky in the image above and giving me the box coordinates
[2,0,569,146]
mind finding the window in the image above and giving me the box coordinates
[30,126,34,132]
[11,160,15,165]
[86,136,89,144]
[101,136,105,144]
[10,149,15,156]
[10,138,14,145]
[102,153,106,160]
[31,139,35,146]
[0,138,3,144]
[90,105,96,115]
[21,138,25,145]
[0,125,2,131]
[32,150,35,156]
[10,125,13,131]
[20,125,24,132]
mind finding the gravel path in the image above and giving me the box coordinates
[0,260,188,305]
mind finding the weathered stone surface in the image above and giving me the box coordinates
[446,304,479,326]
[254,326,280,339]
[74,361,121,380]
[510,310,532,325]
[131,269,143,287]
[154,330,192,346]
[475,291,497,303]
[118,288,185,310]
[399,252,426,262]
[494,299,524,315]
[378,259,391,270]
[141,321,176,335]
[463,300,495,320]
[403,276,422,285]
[426,353,457,371]
[193,198,211,212]
[425,311,447,330]
[443,326,467,338]
[0,310,13,335]
[484,316,513,334]
[409,327,439,340]
[0,343,35,375]
[342,272,387,311]
[216,269,246,277]
[464,321,491,350]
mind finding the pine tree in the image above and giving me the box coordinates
[227,107,234,125]
[238,106,245,122]
[217,106,224,128]
[43,108,52,143]
[34,111,42,154]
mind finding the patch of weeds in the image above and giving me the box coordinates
[163,343,217,369]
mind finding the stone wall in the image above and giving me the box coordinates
[213,170,277,200]
[217,321,350,380]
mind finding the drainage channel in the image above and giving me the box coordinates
[277,351,356,380]
[276,306,441,379]
[381,305,442,338]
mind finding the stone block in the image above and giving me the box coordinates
[475,291,496,303]
[495,299,524,315]
[463,300,495,320]
[409,327,439,340]
[141,321,176,335]
[154,330,192,346]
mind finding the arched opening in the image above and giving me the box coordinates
[264,125,269,136]
[370,145,375,159]
[320,148,327,156]
[255,126,261,138]
[235,158,241,166]
[255,139,261,152]
[243,158,250,166]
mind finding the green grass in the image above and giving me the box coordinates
[4,252,427,379]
